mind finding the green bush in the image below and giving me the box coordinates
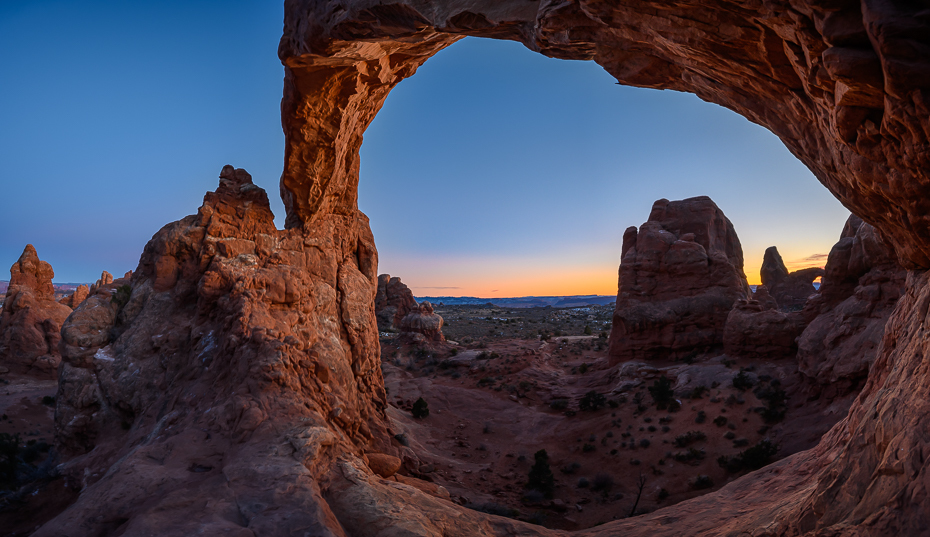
[732,368,754,391]
[549,399,569,411]
[526,449,555,498]
[648,376,675,409]
[111,284,132,307]
[0,432,20,490]
[579,391,606,411]
[674,431,707,448]
[411,397,429,419]
[718,440,778,473]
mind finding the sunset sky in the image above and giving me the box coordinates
[0,1,849,297]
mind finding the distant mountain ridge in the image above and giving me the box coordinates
[415,295,616,308]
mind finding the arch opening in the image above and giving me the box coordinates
[276,2,930,535]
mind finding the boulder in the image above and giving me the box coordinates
[399,301,444,343]
[366,453,402,478]
[0,245,73,378]
[608,197,750,363]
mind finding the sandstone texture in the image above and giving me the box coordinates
[761,246,825,309]
[375,275,444,342]
[59,284,89,309]
[0,245,72,378]
[723,299,807,359]
[37,167,395,536]
[399,301,445,343]
[797,215,906,385]
[25,0,930,534]
[608,197,750,363]
[374,273,416,332]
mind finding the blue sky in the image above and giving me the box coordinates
[1,1,849,295]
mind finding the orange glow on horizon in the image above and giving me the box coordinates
[400,251,830,298]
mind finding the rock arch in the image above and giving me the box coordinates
[30,2,930,535]
[276,1,930,534]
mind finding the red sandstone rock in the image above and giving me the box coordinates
[88,271,113,295]
[760,246,825,310]
[37,166,392,536]
[59,284,89,308]
[399,301,445,343]
[27,0,930,534]
[366,452,401,478]
[796,216,905,385]
[0,245,72,378]
[723,300,807,359]
[608,197,750,363]
[375,274,417,331]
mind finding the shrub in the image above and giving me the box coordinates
[582,443,596,453]
[579,391,607,411]
[691,474,714,490]
[639,439,651,448]
[687,385,708,399]
[577,477,590,488]
[411,397,429,419]
[695,411,707,424]
[648,376,675,409]
[111,284,132,307]
[592,472,614,493]
[584,325,593,335]
[713,415,728,427]
[673,448,706,464]
[560,462,581,474]
[549,399,569,411]
[674,431,707,448]
[657,488,669,500]
[526,449,555,498]
[578,363,589,374]
[719,440,779,473]
[0,432,20,490]
[41,396,55,406]
[732,368,755,391]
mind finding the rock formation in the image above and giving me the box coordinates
[608,197,750,363]
[760,246,825,309]
[26,0,930,534]
[796,215,905,386]
[375,274,444,342]
[374,274,417,332]
[59,284,89,308]
[37,166,398,535]
[723,300,807,359]
[0,245,73,378]
[399,301,445,343]
[88,271,113,295]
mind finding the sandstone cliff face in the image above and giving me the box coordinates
[38,166,394,536]
[374,273,417,332]
[797,215,905,386]
[609,197,750,363]
[0,245,72,378]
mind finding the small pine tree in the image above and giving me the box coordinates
[648,376,675,409]
[526,449,555,498]
[411,397,429,419]
[583,325,592,335]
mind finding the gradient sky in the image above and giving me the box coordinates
[1,2,850,296]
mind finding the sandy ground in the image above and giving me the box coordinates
[381,333,854,530]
